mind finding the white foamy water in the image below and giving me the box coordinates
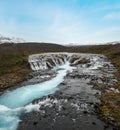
[0,62,74,130]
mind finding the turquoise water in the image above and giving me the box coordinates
[0,62,74,130]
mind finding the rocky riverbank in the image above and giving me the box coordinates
[17,54,119,130]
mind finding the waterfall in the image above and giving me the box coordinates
[28,53,90,71]
[29,53,65,70]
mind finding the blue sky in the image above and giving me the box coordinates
[0,0,120,44]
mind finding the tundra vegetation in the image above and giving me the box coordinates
[0,42,120,127]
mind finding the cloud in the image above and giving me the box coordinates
[103,12,120,20]
[0,0,120,44]
[80,26,120,44]
[0,0,87,44]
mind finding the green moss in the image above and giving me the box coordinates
[0,52,26,75]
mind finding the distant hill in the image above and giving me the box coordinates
[0,40,120,54]
[15,42,68,52]
[0,42,68,53]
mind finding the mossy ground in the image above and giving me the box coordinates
[100,92,120,126]
[0,46,31,91]
[101,49,120,127]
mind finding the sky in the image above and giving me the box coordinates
[0,0,120,45]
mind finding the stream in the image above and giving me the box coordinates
[0,62,74,130]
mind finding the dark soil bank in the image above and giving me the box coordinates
[17,55,118,130]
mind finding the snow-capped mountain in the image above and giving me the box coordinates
[66,41,120,46]
[106,41,120,45]
[0,34,25,43]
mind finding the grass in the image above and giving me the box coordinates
[0,45,31,91]
[0,53,24,74]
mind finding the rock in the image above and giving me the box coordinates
[83,111,88,114]
[92,122,96,125]
[33,121,38,125]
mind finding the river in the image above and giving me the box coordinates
[0,62,74,130]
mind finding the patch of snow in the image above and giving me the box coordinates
[0,34,25,44]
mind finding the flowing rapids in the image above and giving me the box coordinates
[0,61,74,130]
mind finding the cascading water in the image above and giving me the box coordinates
[0,53,76,130]
[28,53,69,71]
